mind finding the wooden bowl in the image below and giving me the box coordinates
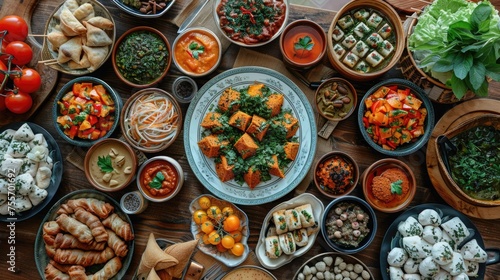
[326,0,404,81]
[112,26,171,88]
[315,78,357,122]
[84,138,138,192]
[279,19,327,70]
[361,158,416,213]
[136,156,184,203]
[41,0,115,75]
[313,151,359,199]
[436,114,500,207]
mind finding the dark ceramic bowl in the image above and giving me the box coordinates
[111,0,175,18]
[313,151,359,199]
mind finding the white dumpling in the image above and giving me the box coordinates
[432,241,454,265]
[365,32,383,48]
[463,260,479,277]
[0,203,9,215]
[6,140,31,158]
[14,194,32,212]
[39,156,54,170]
[353,22,370,38]
[338,15,354,29]
[441,252,465,276]
[0,178,8,195]
[460,239,487,262]
[379,40,394,57]
[331,25,344,41]
[342,34,357,49]
[418,256,440,278]
[440,231,457,251]
[422,225,443,244]
[351,41,369,57]
[16,173,34,196]
[366,50,384,67]
[0,139,9,156]
[332,44,345,59]
[36,166,52,189]
[29,133,48,148]
[403,236,432,259]
[387,247,408,267]
[441,217,470,246]
[452,273,470,280]
[28,185,48,206]
[27,145,49,163]
[367,12,383,28]
[20,158,39,178]
[403,258,420,274]
[0,193,7,205]
[403,274,421,280]
[0,129,15,141]
[398,216,423,237]
[433,270,453,280]
[13,123,35,142]
[389,266,404,280]
[342,52,359,68]
[0,158,23,177]
[378,23,393,39]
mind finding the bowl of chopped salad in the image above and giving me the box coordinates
[53,76,121,147]
[112,26,171,88]
[357,78,435,157]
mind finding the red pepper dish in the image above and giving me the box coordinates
[140,159,179,198]
[361,85,427,151]
[56,82,116,141]
[216,0,287,45]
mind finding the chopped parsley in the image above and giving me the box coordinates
[97,155,114,173]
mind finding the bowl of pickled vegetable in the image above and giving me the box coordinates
[53,76,121,147]
[112,26,171,88]
[315,78,357,122]
[357,78,435,157]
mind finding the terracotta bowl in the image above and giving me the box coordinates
[313,151,359,199]
[137,156,184,202]
[172,27,222,77]
[326,0,404,81]
[315,78,357,122]
[279,19,327,70]
[361,158,416,213]
[112,26,171,88]
[436,114,500,207]
[84,138,138,192]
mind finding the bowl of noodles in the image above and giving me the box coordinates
[120,88,182,153]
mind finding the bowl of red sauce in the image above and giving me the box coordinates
[280,19,327,70]
[137,156,184,203]
[361,158,416,213]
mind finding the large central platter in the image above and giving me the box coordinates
[184,66,317,205]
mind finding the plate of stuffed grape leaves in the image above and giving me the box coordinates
[184,66,317,205]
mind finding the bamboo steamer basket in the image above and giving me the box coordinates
[326,0,405,81]
[400,15,476,104]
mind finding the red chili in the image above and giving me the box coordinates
[240,6,256,24]
[186,50,193,58]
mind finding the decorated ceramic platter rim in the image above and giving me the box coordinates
[0,122,63,222]
[292,252,375,279]
[34,189,134,280]
[379,203,487,280]
[189,194,250,267]
[183,66,317,205]
[255,193,324,270]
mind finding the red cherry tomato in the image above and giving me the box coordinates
[4,41,32,66]
[0,15,28,42]
[5,91,32,114]
[0,60,7,82]
[13,68,41,93]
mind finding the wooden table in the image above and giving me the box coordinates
[1,0,500,279]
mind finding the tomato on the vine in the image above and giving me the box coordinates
[4,41,32,66]
[0,60,6,82]
[0,15,28,42]
[5,90,32,114]
[13,67,41,93]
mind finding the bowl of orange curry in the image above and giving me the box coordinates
[313,151,359,199]
[137,156,184,203]
[361,158,416,213]
[172,27,221,77]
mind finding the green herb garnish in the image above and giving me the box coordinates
[391,180,403,195]
[149,171,165,189]
[294,36,314,58]
[97,155,114,173]
[188,42,205,60]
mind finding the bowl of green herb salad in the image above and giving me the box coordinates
[112,26,171,88]
[436,114,500,207]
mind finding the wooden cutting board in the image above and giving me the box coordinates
[0,0,58,127]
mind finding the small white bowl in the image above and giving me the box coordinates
[136,156,184,203]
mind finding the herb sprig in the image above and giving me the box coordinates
[294,36,314,58]
[149,171,165,189]
[97,155,114,173]
[187,42,205,60]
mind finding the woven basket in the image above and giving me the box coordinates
[400,16,476,104]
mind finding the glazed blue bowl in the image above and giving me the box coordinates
[321,195,377,254]
[52,76,122,147]
[357,78,435,156]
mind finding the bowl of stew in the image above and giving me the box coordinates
[315,78,357,122]
[358,78,435,157]
[436,114,500,207]
[137,156,184,203]
[112,26,171,88]
[326,0,404,81]
[313,151,359,199]
[213,0,289,47]
[172,27,221,77]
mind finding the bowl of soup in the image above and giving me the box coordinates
[315,78,357,122]
[222,265,277,280]
[280,19,326,70]
[172,27,221,77]
[137,156,184,203]
[84,138,138,192]
[326,0,404,81]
